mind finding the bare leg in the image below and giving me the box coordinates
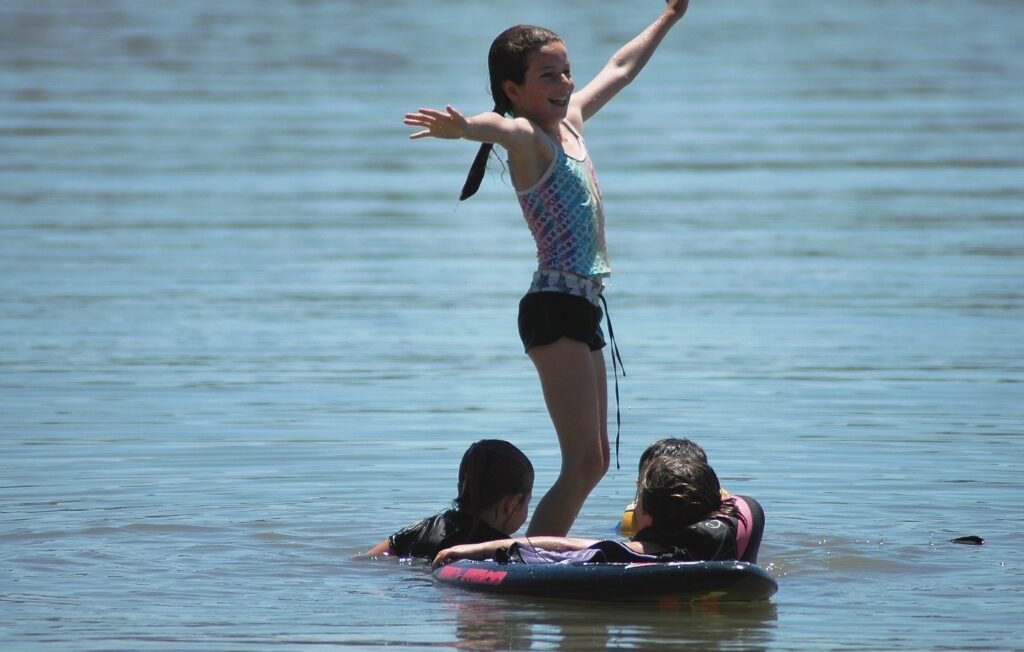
[526,337,610,536]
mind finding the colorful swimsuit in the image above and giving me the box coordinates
[517,120,610,286]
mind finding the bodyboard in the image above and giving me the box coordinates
[433,559,777,602]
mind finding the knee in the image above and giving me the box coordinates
[563,449,607,491]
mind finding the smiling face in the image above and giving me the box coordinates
[503,42,574,127]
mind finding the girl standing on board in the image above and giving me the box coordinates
[405,0,692,537]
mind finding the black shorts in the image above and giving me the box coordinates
[518,292,606,353]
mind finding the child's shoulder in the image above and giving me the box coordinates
[505,116,548,146]
[564,106,585,134]
[390,510,451,542]
[388,510,457,558]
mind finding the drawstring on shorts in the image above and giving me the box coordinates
[600,294,625,470]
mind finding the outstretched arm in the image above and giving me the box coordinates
[404,105,553,192]
[431,536,601,569]
[572,0,691,122]
[405,105,530,149]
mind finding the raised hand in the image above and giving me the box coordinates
[665,0,689,17]
[404,105,469,140]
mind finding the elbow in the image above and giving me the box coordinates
[608,61,638,87]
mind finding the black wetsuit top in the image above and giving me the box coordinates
[632,495,765,563]
[388,509,508,560]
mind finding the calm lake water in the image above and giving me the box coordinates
[2,0,1023,649]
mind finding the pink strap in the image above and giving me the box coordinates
[733,496,754,559]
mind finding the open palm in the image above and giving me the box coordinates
[404,105,468,140]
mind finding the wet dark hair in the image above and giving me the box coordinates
[453,439,534,516]
[638,437,708,473]
[637,456,724,535]
[459,25,564,200]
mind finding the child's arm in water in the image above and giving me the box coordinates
[431,536,600,569]
[571,0,691,122]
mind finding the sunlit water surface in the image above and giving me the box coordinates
[2,0,1022,649]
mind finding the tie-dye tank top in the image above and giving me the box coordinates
[516,121,611,279]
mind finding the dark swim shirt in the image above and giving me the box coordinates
[632,495,765,563]
[388,509,509,560]
[631,519,737,561]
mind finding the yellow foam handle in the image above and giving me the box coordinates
[619,502,638,537]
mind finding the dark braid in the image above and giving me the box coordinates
[459,104,503,201]
[459,25,562,200]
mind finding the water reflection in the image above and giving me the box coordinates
[444,588,778,650]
